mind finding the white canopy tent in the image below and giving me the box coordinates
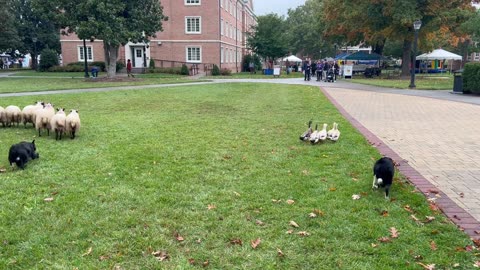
[416,49,462,73]
[416,49,462,61]
[282,55,302,62]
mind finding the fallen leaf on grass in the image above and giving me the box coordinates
[207,204,216,210]
[286,229,294,234]
[82,247,92,257]
[152,250,169,261]
[352,194,361,200]
[308,213,317,218]
[286,199,295,205]
[277,248,285,257]
[380,210,389,217]
[302,170,309,175]
[404,205,413,213]
[329,187,337,192]
[272,199,282,203]
[255,219,265,226]
[230,238,243,246]
[429,202,440,212]
[417,262,436,270]
[430,241,437,251]
[99,255,109,261]
[44,197,54,202]
[250,238,261,249]
[474,261,480,268]
[297,231,310,236]
[174,231,184,242]
[389,227,399,238]
[472,238,480,247]
[0,168,6,173]
[377,237,391,243]
[352,177,359,182]
[188,258,195,265]
[313,209,325,216]
[371,243,379,248]
[424,216,435,223]
[233,191,241,197]
[289,220,299,228]
[203,260,209,267]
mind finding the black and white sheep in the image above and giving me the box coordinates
[35,103,55,136]
[65,109,81,139]
[50,108,67,140]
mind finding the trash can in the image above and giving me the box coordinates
[453,69,463,93]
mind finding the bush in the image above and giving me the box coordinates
[149,59,155,69]
[220,68,232,76]
[90,61,106,72]
[463,62,480,94]
[39,48,59,71]
[211,64,220,76]
[180,64,189,75]
[116,61,125,72]
[242,54,262,72]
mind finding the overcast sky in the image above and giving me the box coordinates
[254,0,306,16]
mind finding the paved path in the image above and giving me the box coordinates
[3,74,480,236]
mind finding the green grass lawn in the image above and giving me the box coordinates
[205,71,304,79]
[0,83,477,269]
[350,75,454,90]
[0,76,207,94]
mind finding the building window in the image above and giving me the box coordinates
[221,47,224,63]
[221,19,224,36]
[186,47,201,63]
[185,0,200,5]
[78,46,93,62]
[185,17,201,34]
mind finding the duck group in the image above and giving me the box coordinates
[299,121,340,144]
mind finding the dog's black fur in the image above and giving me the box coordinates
[8,140,39,170]
[372,157,394,199]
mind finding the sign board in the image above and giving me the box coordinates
[273,67,281,76]
[343,65,353,79]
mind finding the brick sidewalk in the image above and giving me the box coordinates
[321,86,480,238]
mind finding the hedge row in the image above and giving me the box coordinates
[463,62,480,94]
[48,61,125,72]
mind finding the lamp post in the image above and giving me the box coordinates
[83,39,89,78]
[32,37,37,71]
[409,19,422,89]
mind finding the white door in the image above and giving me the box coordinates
[134,48,144,68]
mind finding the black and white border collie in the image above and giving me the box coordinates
[372,157,395,199]
[8,140,39,170]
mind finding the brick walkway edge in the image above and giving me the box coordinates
[319,86,480,241]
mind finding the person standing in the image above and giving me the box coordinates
[127,59,134,78]
[303,59,311,81]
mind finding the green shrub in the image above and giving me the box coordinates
[116,61,125,72]
[149,59,155,69]
[90,61,106,72]
[463,62,480,94]
[211,64,220,76]
[220,68,232,76]
[242,54,262,72]
[180,64,189,75]
[39,48,59,71]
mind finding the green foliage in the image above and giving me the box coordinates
[147,67,182,74]
[180,64,189,75]
[149,59,155,69]
[116,61,125,72]
[0,0,20,53]
[463,62,480,94]
[220,68,232,76]
[246,14,289,61]
[38,48,59,71]
[211,64,220,76]
[90,61,106,72]
[241,54,262,72]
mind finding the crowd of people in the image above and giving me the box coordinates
[302,58,340,82]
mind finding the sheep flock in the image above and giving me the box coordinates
[0,101,81,140]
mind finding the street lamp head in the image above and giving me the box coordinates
[413,19,422,30]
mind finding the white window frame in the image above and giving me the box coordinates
[186,46,201,63]
[185,16,201,34]
[77,45,93,62]
[184,0,200,5]
[221,19,224,36]
[221,47,224,63]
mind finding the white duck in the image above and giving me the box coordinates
[330,123,341,142]
[300,120,313,141]
[318,123,328,142]
[327,122,336,139]
[309,124,319,144]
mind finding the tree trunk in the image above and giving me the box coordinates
[103,41,119,78]
[401,39,412,78]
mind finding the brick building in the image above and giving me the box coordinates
[60,0,256,73]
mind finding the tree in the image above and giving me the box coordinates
[13,0,61,70]
[322,0,474,77]
[246,14,289,66]
[0,0,20,54]
[34,0,167,77]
